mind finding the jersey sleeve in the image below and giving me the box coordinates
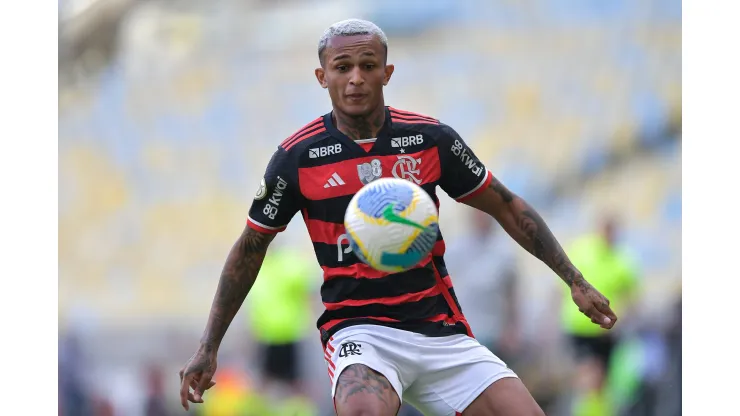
[436,124,494,202]
[247,146,302,234]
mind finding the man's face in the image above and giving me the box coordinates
[315,34,394,117]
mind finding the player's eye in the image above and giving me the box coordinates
[336,65,348,72]
[364,64,375,70]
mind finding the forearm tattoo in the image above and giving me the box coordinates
[200,227,274,347]
[335,364,398,411]
[489,178,584,287]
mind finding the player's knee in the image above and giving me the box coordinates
[335,397,397,416]
[334,364,399,416]
[336,405,394,416]
[464,377,545,416]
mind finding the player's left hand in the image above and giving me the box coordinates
[570,279,618,330]
[179,346,218,410]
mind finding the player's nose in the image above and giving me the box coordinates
[348,68,365,85]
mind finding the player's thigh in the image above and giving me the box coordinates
[334,364,401,416]
[404,358,521,416]
[404,335,521,415]
[462,377,545,416]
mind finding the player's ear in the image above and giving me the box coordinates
[383,64,394,86]
[315,68,328,89]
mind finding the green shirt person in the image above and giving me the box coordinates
[561,232,638,337]
[247,246,317,345]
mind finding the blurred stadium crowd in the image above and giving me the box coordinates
[59,0,681,415]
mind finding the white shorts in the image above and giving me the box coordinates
[324,325,518,416]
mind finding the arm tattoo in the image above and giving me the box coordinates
[335,364,398,410]
[489,178,584,288]
[200,227,274,348]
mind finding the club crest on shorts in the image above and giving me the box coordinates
[357,159,383,185]
[254,178,267,200]
[338,341,363,358]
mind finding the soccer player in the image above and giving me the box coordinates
[179,19,617,416]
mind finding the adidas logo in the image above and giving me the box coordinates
[323,173,346,188]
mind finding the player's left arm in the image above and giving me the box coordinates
[465,172,617,329]
[436,125,617,329]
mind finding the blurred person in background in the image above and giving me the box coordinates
[93,399,116,416]
[611,286,681,416]
[143,365,170,416]
[200,368,257,416]
[179,18,618,416]
[654,294,681,416]
[245,243,319,415]
[444,209,522,366]
[59,333,92,416]
[560,215,639,416]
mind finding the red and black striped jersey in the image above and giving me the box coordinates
[247,107,494,346]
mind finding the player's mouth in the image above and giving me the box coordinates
[346,93,367,102]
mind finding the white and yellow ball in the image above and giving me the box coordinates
[344,178,439,272]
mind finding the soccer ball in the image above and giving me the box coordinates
[344,177,439,272]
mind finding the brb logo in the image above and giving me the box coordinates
[262,176,288,220]
[391,134,424,148]
[309,143,342,159]
[451,140,484,177]
[338,341,362,358]
[392,155,422,184]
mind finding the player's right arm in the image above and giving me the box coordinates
[178,226,274,410]
[179,146,301,410]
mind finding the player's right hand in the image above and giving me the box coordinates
[179,346,218,410]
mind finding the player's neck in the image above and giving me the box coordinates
[332,105,386,141]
